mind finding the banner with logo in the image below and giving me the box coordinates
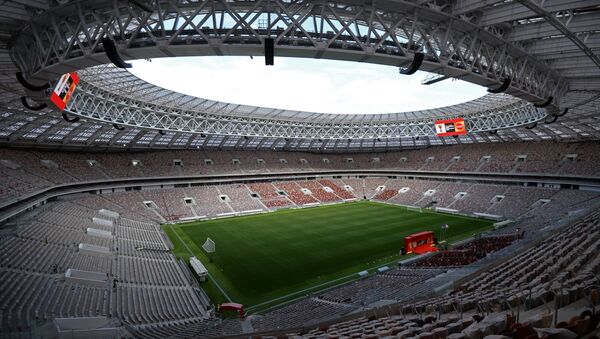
[434,118,467,137]
[50,72,79,110]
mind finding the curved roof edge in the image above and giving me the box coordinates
[80,64,522,124]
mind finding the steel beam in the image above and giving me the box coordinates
[9,0,566,109]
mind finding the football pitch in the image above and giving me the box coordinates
[163,201,494,311]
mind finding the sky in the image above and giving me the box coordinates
[129,56,487,115]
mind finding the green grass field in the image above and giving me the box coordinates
[164,201,493,311]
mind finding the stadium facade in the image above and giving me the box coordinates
[1,0,600,338]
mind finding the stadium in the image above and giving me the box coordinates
[1,0,600,338]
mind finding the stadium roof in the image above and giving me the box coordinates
[1,0,599,151]
[85,65,513,123]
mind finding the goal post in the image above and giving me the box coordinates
[405,205,422,213]
[202,237,215,262]
[202,237,215,253]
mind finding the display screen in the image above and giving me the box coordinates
[434,118,467,137]
[50,72,79,110]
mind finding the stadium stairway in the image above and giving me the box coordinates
[482,185,510,214]
[444,184,474,210]
[149,207,167,223]
[213,186,235,214]
[90,164,112,180]
[510,159,523,173]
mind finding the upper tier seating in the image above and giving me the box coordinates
[2,141,600,204]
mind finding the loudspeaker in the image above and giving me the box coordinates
[264,38,274,66]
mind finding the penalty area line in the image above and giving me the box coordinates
[168,224,232,302]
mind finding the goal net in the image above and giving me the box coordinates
[202,237,216,253]
[406,205,422,213]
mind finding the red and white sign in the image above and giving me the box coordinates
[434,118,468,137]
[50,72,80,110]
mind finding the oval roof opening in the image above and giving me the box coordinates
[129,56,488,115]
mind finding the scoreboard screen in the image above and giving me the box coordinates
[434,118,467,137]
[50,72,79,110]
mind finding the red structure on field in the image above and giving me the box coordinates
[218,303,245,318]
[404,231,437,254]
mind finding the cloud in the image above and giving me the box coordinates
[129,56,487,115]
